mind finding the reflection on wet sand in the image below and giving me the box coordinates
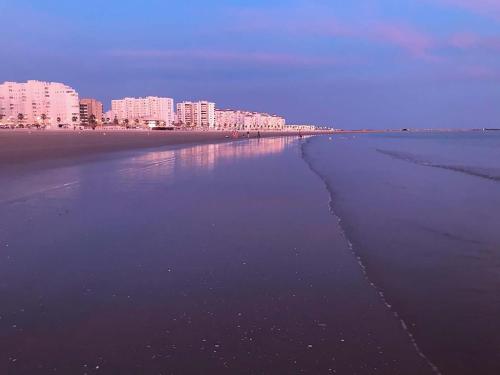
[177,137,294,170]
[0,135,436,375]
[121,137,295,181]
[0,137,296,205]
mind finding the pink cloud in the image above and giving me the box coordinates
[228,8,440,61]
[460,65,500,79]
[108,49,338,67]
[433,0,500,19]
[228,8,355,38]
[437,64,500,82]
[370,23,438,60]
[449,32,500,50]
[449,32,480,48]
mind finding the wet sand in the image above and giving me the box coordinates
[0,129,320,169]
[0,137,435,374]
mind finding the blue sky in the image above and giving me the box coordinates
[1,0,500,129]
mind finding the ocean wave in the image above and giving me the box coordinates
[300,139,442,375]
[376,149,500,182]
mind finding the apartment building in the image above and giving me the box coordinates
[79,98,103,126]
[0,80,79,127]
[176,101,215,129]
[215,109,285,130]
[111,96,174,125]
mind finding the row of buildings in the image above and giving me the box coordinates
[108,99,285,130]
[215,109,285,131]
[0,80,322,131]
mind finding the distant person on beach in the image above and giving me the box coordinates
[246,131,250,138]
[257,131,261,138]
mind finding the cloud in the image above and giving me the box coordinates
[449,32,500,50]
[460,65,500,79]
[229,8,355,38]
[107,49,338,67]
[434,64,500,82]
[432,0,500,19]
[227,7,440,62]
[369,23,439,61]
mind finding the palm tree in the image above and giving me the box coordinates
[124,118,129,128]
[40,113,47,128]
[134,118,140,127]
[89,114,97,129]
[17,113,24,126]
[113,116,119,126]
[72,116,78,130]
[57,117,61,127]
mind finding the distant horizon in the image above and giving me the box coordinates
[2,1,500,129]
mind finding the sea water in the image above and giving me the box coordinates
[302,132,500,375]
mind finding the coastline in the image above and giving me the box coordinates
[300,137,442,374]
[301,133,500,374]
[0,129,327,168]
[0,137,435,374]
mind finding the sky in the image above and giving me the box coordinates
[1,0,500,129]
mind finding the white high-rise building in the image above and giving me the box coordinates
[176,101,215,129]
[111,96,174,125]
[215,109,285,131]
[0,80,80,127]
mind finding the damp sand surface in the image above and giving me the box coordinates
[0,137,434,374]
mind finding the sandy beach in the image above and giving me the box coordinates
[0,136,435,374]
[0,129,324,168]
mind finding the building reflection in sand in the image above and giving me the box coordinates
[119,137,297,182]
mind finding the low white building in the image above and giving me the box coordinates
[176,101,215,129]
[284,124,319,132]
[111,96,174,125]
[215,109,285,131]
[0,80,80,127]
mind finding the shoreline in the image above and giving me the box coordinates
[0,129,329,169]
[0,136,435,374]
[300,137,442,374]
[301,133,500,374]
